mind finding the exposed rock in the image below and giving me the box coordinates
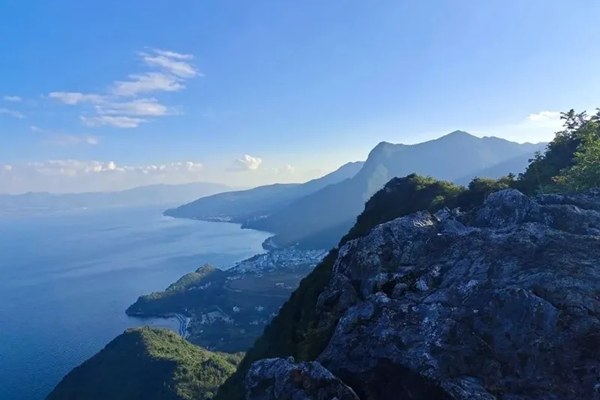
[309,188,600,400]
[234,188,600,400]
[245,357,359,400]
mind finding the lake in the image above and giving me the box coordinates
[0,206,271,400]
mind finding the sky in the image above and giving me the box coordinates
[1,0,599,194]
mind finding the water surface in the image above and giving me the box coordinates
[0,206,270,400]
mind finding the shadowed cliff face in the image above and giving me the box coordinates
[244,189,600,400]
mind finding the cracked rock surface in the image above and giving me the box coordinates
[246,189,600,400]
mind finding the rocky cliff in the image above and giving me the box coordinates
[243,188,600,400]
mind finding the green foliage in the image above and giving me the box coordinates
[343,174,464,242]
[47,327,241,400]
[515,109,599,194]
[552,109,600,191]
[166,264,219,293]
[127,265,225,316]
[457,175,515,209]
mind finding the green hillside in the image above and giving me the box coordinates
[46,327,242,400]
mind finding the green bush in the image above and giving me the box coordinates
[515,109,600,194]
[552,110,600,191]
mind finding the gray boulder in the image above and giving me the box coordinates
[313,188,600,400]
[245,357,359,400]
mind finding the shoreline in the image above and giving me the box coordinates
[162,213,278,251]
[128,312,191,339]
[125,246,329,351]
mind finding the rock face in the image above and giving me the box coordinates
[245,189,600,400]
[245,357,359,400]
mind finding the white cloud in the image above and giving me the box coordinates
[0,159,206,193]
[47,134,100,146]
[0,108,24,118]
[230,155,263,171]
[24,160,119,176]
[527,111,561,123]
[81,115,146,128]
[19,159,204,176]
[110,72,184,97]
[152,49,194,60]
[111,49,200,96]
[46,48,200,130]
[468,110,567,144]
[123,161,203,174]
[49,92,105,105]
[141,52,199,78]
[272,164,295,174]
[30,126,43,132]
[96,98,174,116]
[4,95,22,102]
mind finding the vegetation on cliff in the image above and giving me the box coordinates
[516,108,599,193]
[46,327,242,400]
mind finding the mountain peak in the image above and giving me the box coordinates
[439,130,475,140]
[367,141,401,160]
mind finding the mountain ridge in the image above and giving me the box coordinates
[0,181,231,217]
[244,131,545,247]
[164,161,364,223]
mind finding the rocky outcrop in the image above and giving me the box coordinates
[245,357,359,400]
[245,189,600,400]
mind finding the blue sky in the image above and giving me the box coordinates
[1,0,599,193]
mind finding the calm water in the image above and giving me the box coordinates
[0,206,270,400]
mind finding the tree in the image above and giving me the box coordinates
[552,109,600,191]
[515,108,599,194]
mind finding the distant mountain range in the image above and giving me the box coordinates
[0,182,231,217]
[168,131,546,249]
[164,161,364,223]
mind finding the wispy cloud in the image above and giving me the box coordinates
[0,108,25,118]
[16,159,203,176]
[3,95,22,102]
[47,48,200,129]
[29,125,99,146]
[110,72,184,97]
[469,110,565,144]
[47,134,100,146]
[0,159,205,193]
[527,111,561,123]
[152,49,194,60]
[81,115,146,128]
[49,92,105,105]
[96,98,175,116]
[140,50,200,78]
[230,155,263,171]
[273,164,295,174]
